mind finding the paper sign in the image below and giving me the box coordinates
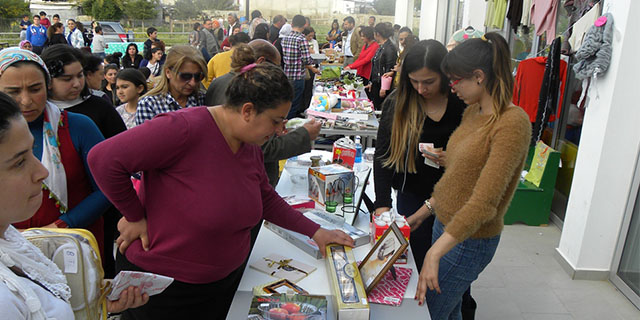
[63,248,78,274]
[107,271,174,301]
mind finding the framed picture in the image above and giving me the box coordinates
[357,222,409,293]
[263,279,309,295]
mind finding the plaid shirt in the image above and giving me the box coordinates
[282,31,313,80]
[135,91,206,125]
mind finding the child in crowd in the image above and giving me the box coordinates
[115,69,148,129]
[92,26,107,58]
[143,27,158,60]
[19,40,32,51]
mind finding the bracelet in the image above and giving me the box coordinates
[424,200,435,216]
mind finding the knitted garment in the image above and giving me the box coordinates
[431,105,531,242]
[573,13,613,80]
[0,226,71,317]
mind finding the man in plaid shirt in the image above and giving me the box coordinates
[282,15,319,119]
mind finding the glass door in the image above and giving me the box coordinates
[611,153,640,309]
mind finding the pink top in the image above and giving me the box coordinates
[88,107,320,283]
[530,0,559,45]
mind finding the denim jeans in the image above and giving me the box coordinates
[287,79,305,119]
[396,191,434,270]
[427,218,500,320]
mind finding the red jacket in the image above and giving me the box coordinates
[513,56,567,122]
[347,41,379,80]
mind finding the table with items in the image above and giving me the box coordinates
[227,150,429,319]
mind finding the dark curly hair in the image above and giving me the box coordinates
[40,44,90,98]
[225,63,292,114]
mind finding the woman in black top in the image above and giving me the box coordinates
[122,43,143,69]
[368,23,398,110]
[374,40,465,268]
[45,22,68,47]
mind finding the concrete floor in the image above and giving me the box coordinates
[473,224,640,320]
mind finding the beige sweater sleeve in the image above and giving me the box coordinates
[444,109,531,241]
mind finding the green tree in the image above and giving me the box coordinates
[0,0,30,29]
[173,0,234,20]
[123,0,158,21]
[81,0,125,21]
[173,0,200,20]
[373,0,395,16]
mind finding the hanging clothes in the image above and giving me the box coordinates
[507,0,525,32]
[564,0,601,54]
[531,37,564,145]
[521,0,534,26]
[485,0,509,29]
[513,48,568,124]
[530,0,560,44]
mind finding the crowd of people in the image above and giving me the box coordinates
[2,10,532,320]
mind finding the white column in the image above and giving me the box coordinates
[394,0,415,28]
[556,0,640,279]
[419,0,439,40]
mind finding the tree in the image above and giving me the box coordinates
[81,0,124,21]
[173,0,200,20]
[0,0,30,29]
[123,0,158,21]
[173,0,234,21]
[373,0,395,16]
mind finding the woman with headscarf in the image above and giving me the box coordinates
[274,23,292,68]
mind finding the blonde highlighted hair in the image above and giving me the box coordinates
[142,45,207,98]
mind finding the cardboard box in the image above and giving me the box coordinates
[332,143,357,169]
[325,245,369,320]
[263,209,369,259]
[308,164,355,207]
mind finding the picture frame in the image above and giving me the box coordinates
[263,279,309,295]
[357,222,409,293]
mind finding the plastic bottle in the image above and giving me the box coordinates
[354,136,362,163]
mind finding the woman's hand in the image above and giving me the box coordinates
[364,83,372,92]
[116,217,149,254]
[422,149,446,167]
[379,89,387,98]
[312,228,355,258]
[374,207,391,216]
[106,286,149,313]
[382,71,394,78]
[406,199,433,231]
[415,249,442,305]
[344,66,352,71]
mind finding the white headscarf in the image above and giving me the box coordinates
[279,23,292,39]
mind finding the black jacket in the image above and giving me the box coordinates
[373,90,466,208]
[370,40,397,85]
[122,54,143,69]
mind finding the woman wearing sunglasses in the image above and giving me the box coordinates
[135,45,206,125]
[88,63,354,319]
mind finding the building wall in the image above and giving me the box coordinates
[250,0,338,20]
[557,0,640,278]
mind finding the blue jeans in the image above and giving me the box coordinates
[427,218,500,320]
[287,79,305,119]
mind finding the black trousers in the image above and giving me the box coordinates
[116,251,243,320]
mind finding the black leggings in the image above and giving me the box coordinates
[116,251,243,320]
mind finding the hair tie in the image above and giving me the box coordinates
[240,63,257,74]
[481,35,492,44]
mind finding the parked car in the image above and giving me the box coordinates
[81,21,133,44]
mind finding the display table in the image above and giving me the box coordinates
[226,161,429,319]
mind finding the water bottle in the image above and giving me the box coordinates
[354,136,362,163]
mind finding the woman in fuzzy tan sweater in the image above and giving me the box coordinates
[407,32,531,319]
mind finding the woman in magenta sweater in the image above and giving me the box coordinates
[344,26,378,82]
[88,63,353,320]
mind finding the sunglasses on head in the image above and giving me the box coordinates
[177,72,205,82]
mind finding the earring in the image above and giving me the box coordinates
[477,81,481,85]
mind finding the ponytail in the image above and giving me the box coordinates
[441,32,514,128]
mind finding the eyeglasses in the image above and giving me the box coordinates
[449,79,461,87]
[177,72,205,82]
